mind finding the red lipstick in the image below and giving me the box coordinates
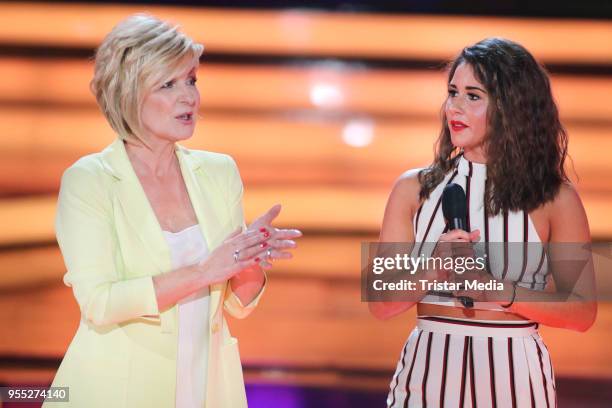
[450,120,468,132]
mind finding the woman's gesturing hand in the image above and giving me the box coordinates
[197,228,271,285]
[247,204,303,269]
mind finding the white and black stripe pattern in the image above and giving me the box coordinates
[388,155,557,407]
[416,170,459,256]
[388,337,412,407]
[412,154,549,305]
[387,317,557,408]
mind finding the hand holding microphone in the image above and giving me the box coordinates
[437,183,480,308]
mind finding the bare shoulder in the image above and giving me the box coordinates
[551,182,584,209]
[546,182,587,220]
[380,168,424,242]
[388,168,423,209]
[547,182,590,242]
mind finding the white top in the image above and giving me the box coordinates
[413,154,548,311]
[162,224,210,408]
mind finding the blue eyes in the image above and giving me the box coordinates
[161,77,197,89]
[447,89,481,101]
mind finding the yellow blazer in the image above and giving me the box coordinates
[44,138,265,408]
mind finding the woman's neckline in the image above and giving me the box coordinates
[461,151,487,165]
[162,224,200,235]
[457,153,487,178]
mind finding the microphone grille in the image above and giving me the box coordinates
[442,183,467,221]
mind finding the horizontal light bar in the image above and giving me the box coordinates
[0,4,610,63]
[1,188,611,245]
[0,58,610,121]
[0,109,610,192]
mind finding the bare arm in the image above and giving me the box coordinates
[369,169,428,320]
[502,183,597,331]
[153,229,269,312]
[227,265,266,308]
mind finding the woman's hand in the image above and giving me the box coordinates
[437,229,481,245]
[247,204,303,269]
[197,228,270,284]
[429,229,481,282]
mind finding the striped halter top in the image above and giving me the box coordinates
[413,154,549,310]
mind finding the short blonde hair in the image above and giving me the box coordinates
[91,14,204,141]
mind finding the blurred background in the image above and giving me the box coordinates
[0,1,611,407]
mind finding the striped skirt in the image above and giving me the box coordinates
[387,317,556,408]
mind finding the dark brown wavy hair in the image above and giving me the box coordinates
[418,37,569,215]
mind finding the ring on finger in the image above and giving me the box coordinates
[266,248,273,261]
[233,249,240,263]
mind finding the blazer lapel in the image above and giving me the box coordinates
[175,145,227,318]
[100,138,230,326]
[100,139,172,275]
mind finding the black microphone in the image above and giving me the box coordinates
[441,183,473,308]
[442,183,467,231]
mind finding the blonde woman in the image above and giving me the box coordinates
[44,14,301,408]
